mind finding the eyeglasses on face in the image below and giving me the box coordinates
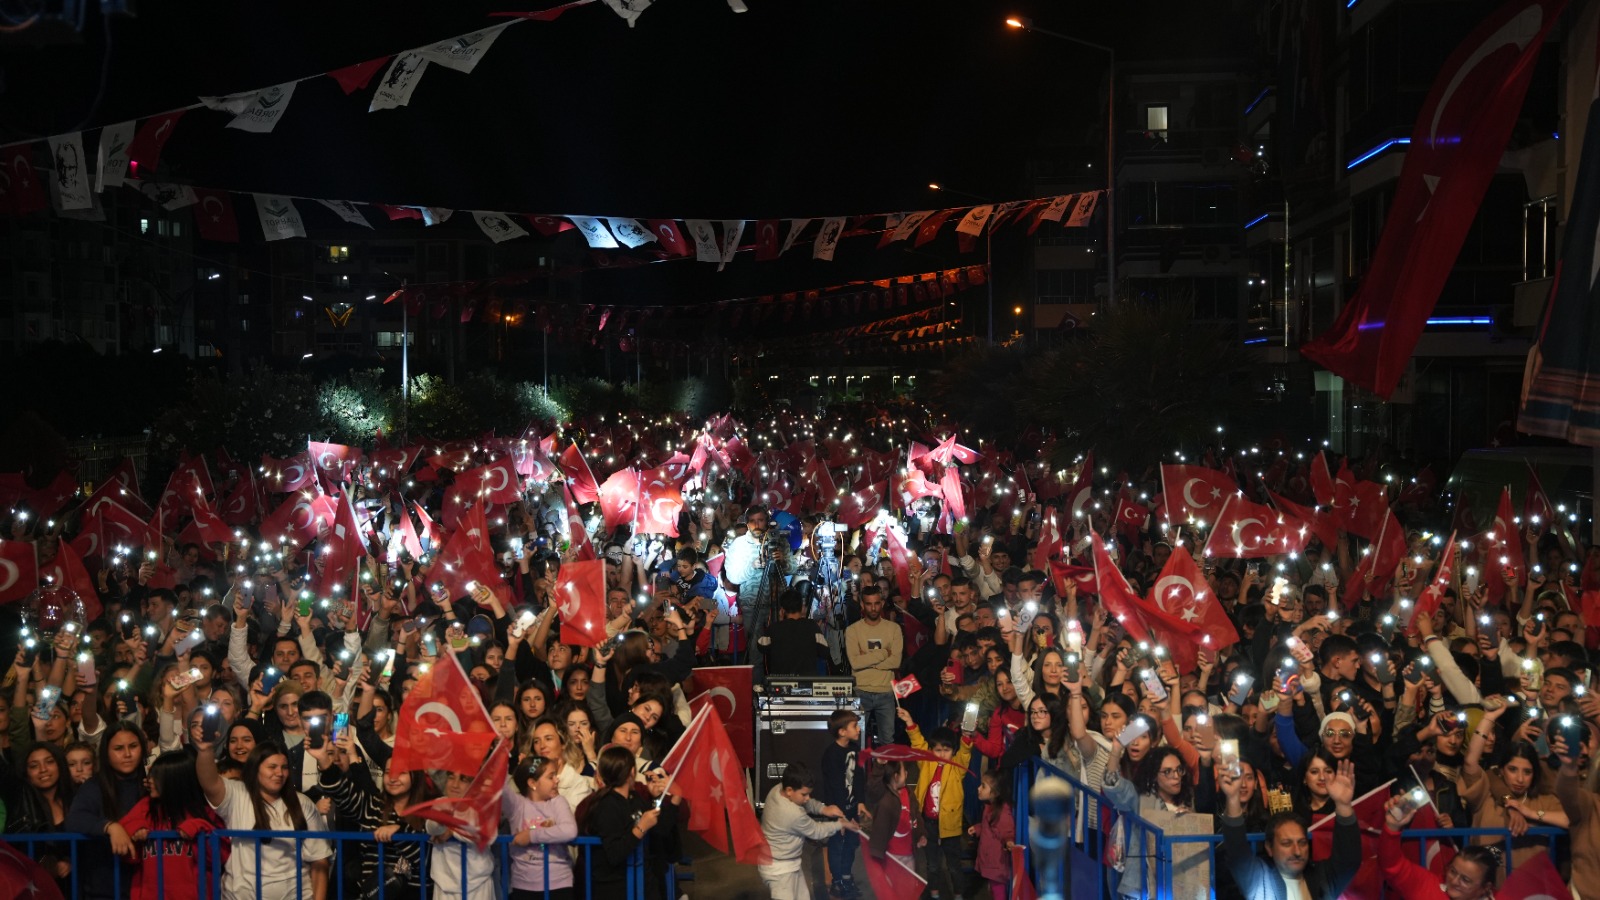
[1159,767,1187,778]
[1323,729,1353,739]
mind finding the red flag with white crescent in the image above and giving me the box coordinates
[391,651,497,777]
[554,559,607,648]
[0,539,39,605]
[684,666,755,767]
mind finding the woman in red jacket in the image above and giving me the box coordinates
[1379,792,1499,900]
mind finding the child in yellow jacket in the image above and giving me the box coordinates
[895,706,974,900]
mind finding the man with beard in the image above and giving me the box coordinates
[846,588,902,748]
[1218,757,1361,900]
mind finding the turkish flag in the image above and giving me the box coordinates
[1342,478,1391,541]
[1112,488,1148,538]
[218,472,259,526]
[408,737,509,854]
[1091,534,1151,642]
[646,220,690,256]
[1031,510,1064,573]
[925,435,981,466]
[838,481,888,528]
[558,442,600,504]
[454,457,521,505]
[260,451,317,493]
[597,468,641,530]
[754,219,781,260]
[432,503,507,606]
[370,445,420,480]
[1201,494,1311,559]
[684,666,755,768]
[913,209,956,248]
[38,538,101,621]
[867,743,975,775]
[637,470,684,536]
[101,457,148,511]
[897,468,941,509]
[1268,491,1341,552]
[1050,561,1097,597]
[0,839,65,900]
[1063,450,1095,521]
[1498,847,1574,900]
[1159,464,1235,524]
[86,499,161,558]
[1342,509,1407,611]
[261,491,333,548]
[193,189,239,242]
[1308,779,1394,900]
[1011,844,1038,900]
[317,492,366,598]
[859,833,927,900]
[126,110,185,173]
[892,675,922,699]
[3,147,48,215]
[1309,451,1336,509]
[865,521,912,600]
[392,651,497,777]
[25,470,78,519]
[176,497,234,547]
[562,484,597,562]
[1301,0,1566,397]
[0,539,39,605]
[660,704,772,865]
[1481,486,1525,607]
[554,559,607,648]
[308,441,361,483]
[1140,545,1240,669]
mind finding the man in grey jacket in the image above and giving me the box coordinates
[759,763,860,900]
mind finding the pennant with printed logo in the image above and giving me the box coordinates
[780,218,811,256]
[253,194,306,241]
[199,91,261,116]
[318,199,372,229]
[1039,193,1076,222]
[194,189,240,242]
[890,210,933,242]
[473,211,528,243]
[718,219,744,270]
[813,216,846,261]
[46,133,91,211]
[955,204,995,237]
[1064,191,1100,227]
[683,219,721,263]
[370,54,430,111]
[141,181,197,211]
[600,0,655,27]
[94,121,134,192]
[606,218,656,248]
[421,207,452,226]
[225,82,296,133]
[416,22,512,73]
[570,216,620,249]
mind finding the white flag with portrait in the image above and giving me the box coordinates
[370,54,430,112]
[955,205,995,237]
[1039,194,1077,223]
[199,90,261,116]
[890,211,933,242]
[46,133,92,211]
[600,0,654,27]
[718,220,745,270]
[254,194,306,241]
[683,219,721,263]
[606,218,656,248]
[813,217,846,261]
[421,208,453,227]
[1064,191,1100,227]
[94,121,134,193]
[141,181,198,211]
[227,82,297,134]
[780,219,811,257]
[473,211,529,244]
[571,217,620,249]
[318,199,373,229]
[416,23,513,73]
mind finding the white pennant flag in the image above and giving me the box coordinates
[227,82,297,134]
[254,194,306,241]
[199,90,261,116]
[1039,194,1077,223]
[728,0,749,9]
[46,133,91,211]
[606,218,656,248]
[370,54,429,112]
[94,121,134,193]
[318,199,372,229]
[955,205,995,237]
[600,0,655,27]
[718,220,745,270]
[415,22,512,73]
[780,218,811,256]
[570,216,620,249]
[141,181,198,211]
[1064,191,1100,227]
[890,211,933,242]
[683,219,721,263]
[421,208,453,227]
[813,217,846,261]
[473,211,529,244]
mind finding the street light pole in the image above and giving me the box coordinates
[1006,16,1116,306]
[929,183,996,345]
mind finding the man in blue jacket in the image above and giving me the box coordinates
[1216,758,1363,900]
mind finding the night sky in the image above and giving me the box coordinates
[1,0,1256,304]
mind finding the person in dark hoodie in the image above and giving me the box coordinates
[63,723,150,900]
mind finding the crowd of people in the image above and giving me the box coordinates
[0,405,1595,900]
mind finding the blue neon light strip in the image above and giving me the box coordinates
[1244,213,1269,229]
[1425,317,1491,326]
[1245,88,1271,116]
[1243,337,1269,345]
[1346,138,1410,170]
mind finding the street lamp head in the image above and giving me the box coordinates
[928,182,943,191]
[1005,16,1032,29]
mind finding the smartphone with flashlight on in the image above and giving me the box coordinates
[1228,672,1255,706]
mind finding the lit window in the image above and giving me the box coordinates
[140,218,150,234]
[1146,105,1169,136]
[329,246,350,261]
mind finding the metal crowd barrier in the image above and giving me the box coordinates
[9,829,646,900]
[1010,756,1565,900]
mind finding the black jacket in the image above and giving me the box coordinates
[1218,813,1361,900]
